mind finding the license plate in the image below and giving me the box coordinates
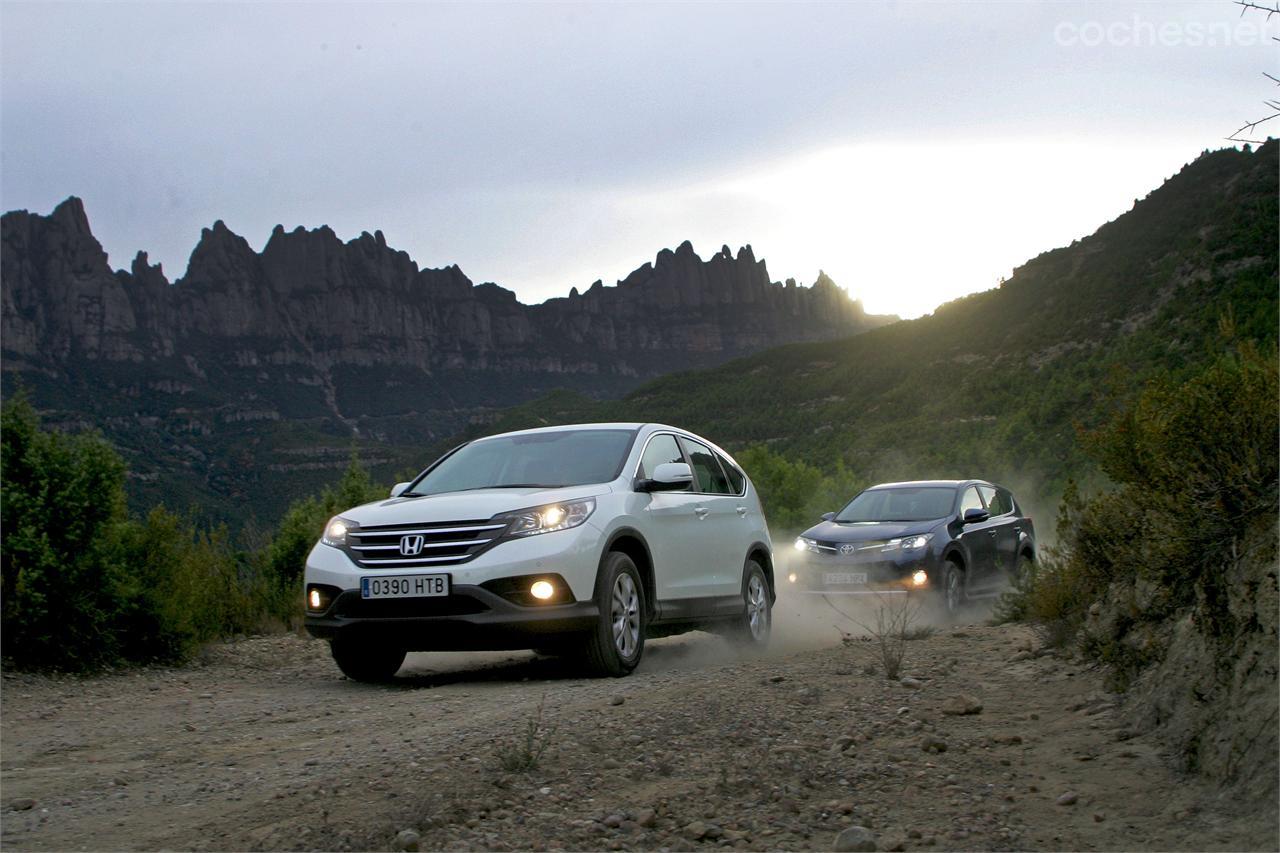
[360,574,449,599]
[824,572,868,585]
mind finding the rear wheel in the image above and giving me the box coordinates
[330,636,405,683]
[582,551,646,677]
[727,559,772,648]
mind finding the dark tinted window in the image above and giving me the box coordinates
[638,433,686,486]
[717,452,746,495]
[409,429,635,495]
[836,487,956,523]
[678,437,732,494]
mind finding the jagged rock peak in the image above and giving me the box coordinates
[51,196,92,235]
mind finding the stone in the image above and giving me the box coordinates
[635,808,656,827]
[941,695,983,716]
[394,829,420,852]
[900,677,923,689]
[610,696,625,706]
[10,798,36,811]
[1056,792,1079,806]
[833,825,877,851]
[603,814,624,828]
[684,820,709,840]
[920,735,948,754]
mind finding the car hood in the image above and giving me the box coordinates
[339,484,611,526]
[801,519,941,542]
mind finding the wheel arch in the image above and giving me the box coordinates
[603,528,656,620]
[745,542,775,602]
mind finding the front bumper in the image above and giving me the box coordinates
[788,551,938,595]
[303,519,606,650]
[304,584,599,650]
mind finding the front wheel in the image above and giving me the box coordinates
[582,551,646,677]
[940,559,966,622]
[727,559,772,649]
[330,636,406,683]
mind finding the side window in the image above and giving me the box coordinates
[959,486,983,515]
[678,437,732,495]
[977,485,997,511]
[638,434,686,487]
[985,487,1014,516]
[716,452,746,495]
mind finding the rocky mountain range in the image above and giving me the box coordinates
[1,198,893,520]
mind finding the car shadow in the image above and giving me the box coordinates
[386,633,738,689]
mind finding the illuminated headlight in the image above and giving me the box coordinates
[787,572,798,584]
[322,516,355,547]
[794,537,819,553]
[502,498,595,537]
[884,534,932,552]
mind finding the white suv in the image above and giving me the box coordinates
[304,423,774,680]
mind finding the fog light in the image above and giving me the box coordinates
[788,572,797,584]
[911,570,928,587]
[308,588,324,610]
[530,580,555,601]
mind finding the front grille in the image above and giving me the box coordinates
[817,539,892,554]
[346,519,509,569]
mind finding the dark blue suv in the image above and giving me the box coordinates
[787,480,1035,616]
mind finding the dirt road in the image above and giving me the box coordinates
[2,592,1274,852]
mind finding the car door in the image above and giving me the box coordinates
[956,484,998,586]
[979,485,1020,576]
[677,436,743,601]
[634,432,710,602]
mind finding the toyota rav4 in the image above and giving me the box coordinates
[304,423,775,680]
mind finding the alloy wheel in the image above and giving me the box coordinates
[611,572,640,658]
[746,574,770,640]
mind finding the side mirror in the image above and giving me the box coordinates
[962,508,990,524]
[390,482,412,498]
[821,512,836,522]
[637,462,694,492]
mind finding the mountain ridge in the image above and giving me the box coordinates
[1,200,893,522]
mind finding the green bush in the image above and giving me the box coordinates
[1,397,295,670]
[264,454,389,582]
[737,445,860,533]
[1004,343,1279,660]
[2,395,133,668]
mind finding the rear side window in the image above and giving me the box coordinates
[981,486,1014,516]
[638,434,686,486]
[716,452,746,495]
[678,437,732,494]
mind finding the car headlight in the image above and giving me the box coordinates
[884,533,932,552]
[794,536,819,553]
[500,498,596,538]
[322,516,355,547]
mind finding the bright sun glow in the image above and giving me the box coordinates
[587,138,1200,319]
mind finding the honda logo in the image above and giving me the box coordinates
[400,534,425,556]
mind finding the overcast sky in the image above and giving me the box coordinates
[2,1,1274,317]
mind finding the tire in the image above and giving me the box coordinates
[940,558,966,621]
[728,559,772,649]
[330,636,406,683]
[582,551,646,677]
[1014,553,1034,587]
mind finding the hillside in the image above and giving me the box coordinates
[0,206,892,524]
[470,142,1279,521]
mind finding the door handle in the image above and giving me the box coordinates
[694,507,709,519]
[736,506,748,517]
[987,530,998,537]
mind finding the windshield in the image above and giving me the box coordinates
[407,429,636,496]
[835,486,956,523]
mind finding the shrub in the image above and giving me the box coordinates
[737,445,859,533]
[264,454,389,582]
